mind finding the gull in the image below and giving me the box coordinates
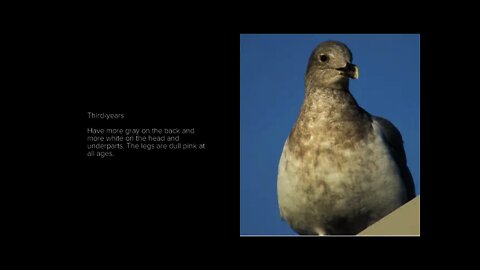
[277,41,416,235]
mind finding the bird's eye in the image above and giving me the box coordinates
[320,54,329,62]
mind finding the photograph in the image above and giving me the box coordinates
[240,34,420,236]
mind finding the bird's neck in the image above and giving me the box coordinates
[301,87,363,122]
[287,87,372,156]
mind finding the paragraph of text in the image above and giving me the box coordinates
[86,128,205,158]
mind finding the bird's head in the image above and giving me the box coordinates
[305,41,359,90]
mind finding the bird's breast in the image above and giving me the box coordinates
[277,120,406,234]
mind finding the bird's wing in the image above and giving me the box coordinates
[372,116,416,201]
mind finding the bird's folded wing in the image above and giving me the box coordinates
[372,116,416,201]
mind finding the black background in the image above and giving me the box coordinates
[4,4,479,263]
[61,25,239,245]
[35,18,469,253]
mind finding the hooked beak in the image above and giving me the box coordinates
[336,63,359,79]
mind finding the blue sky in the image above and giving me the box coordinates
[240,34,420,235]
